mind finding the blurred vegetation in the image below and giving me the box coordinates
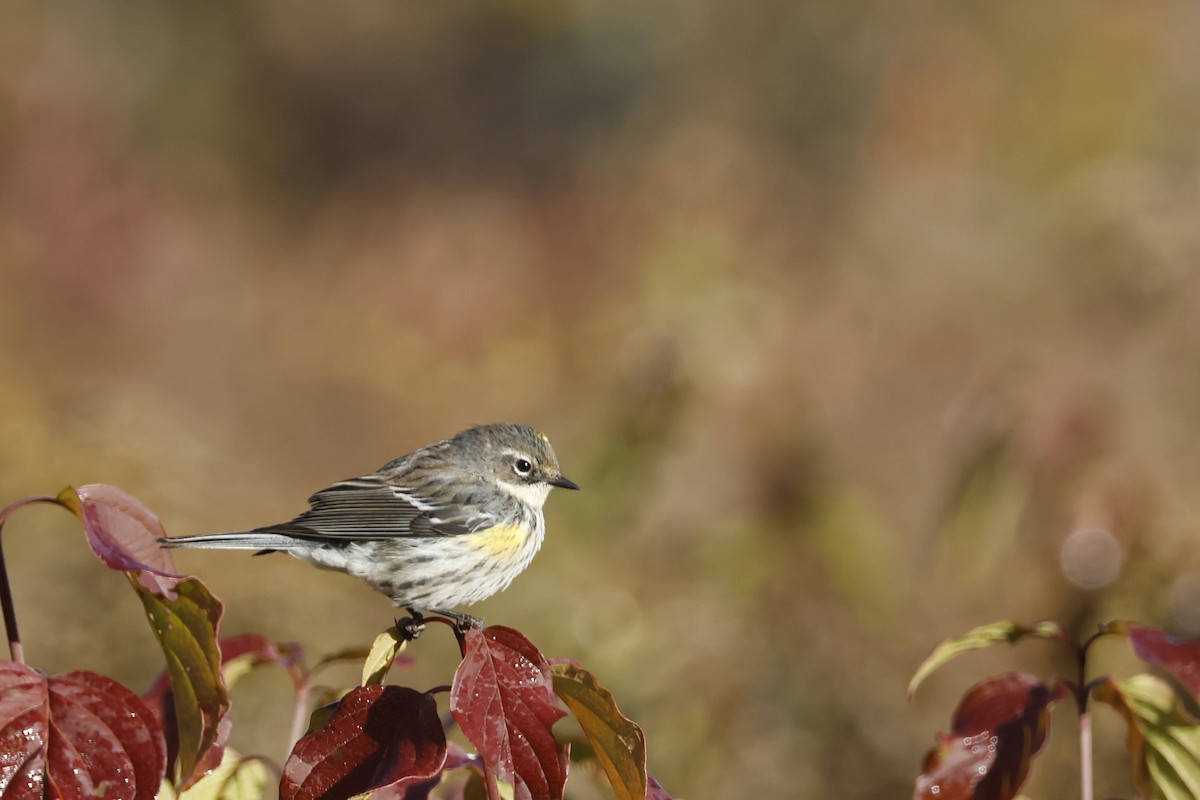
[3,1,1200,797]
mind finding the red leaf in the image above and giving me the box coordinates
[369,742,480,800]
[66,484,183,597]
[914,672,1065,800]
[49,671,167,800]
[0,664,168,800]
[1122,623,1200,702]
[450,626,569,800]
[0,661,48,800]
[281,685,447,800]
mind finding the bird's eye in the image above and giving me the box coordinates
[514,458,533,475]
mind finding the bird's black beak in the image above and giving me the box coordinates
[549,474,580,490]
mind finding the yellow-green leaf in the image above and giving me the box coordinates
[135,575,229,785]
[461,771,487,800]
[177,748,271,800]
[361,627,408,686]
[1095,674,1200,800]
[909,620,1065,699]
[551,662,646,800]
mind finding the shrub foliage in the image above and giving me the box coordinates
[0,486,670,800]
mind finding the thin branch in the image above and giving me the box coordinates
[287,683,313,754]
[484,764,502,800]
[1079,711,1093,800]
[0,496,61,663]
[0,532,22,665]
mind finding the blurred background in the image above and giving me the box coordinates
[3,1,1200,797]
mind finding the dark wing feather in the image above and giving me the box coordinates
[407,505,498,537]
[251,476,502,542]
[251,477,445,542]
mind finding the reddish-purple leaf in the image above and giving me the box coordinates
[914,672,1065,800]
[443,741,481,772]
[647,773,674,800]
[219,633,305,689]
[1120,622,1200,702]
[139,668,177,772]
[451,626,569,800]
[281,685,446,800]
[49,671,166,800]
[0,661,48,800]
[371,742,480,800]
[63,484,184,597]
[0,664,168,800]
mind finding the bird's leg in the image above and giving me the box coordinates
[395,608,427,640]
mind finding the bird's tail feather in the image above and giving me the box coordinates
[158,532,305,551]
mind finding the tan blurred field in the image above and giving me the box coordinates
[3,2,1200,797]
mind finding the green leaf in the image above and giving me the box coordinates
[1095,674,1200,799]
[461,771,488,800]
[135,575,230,786]
[361,627,408,686]
[908,620,1066,699]
[551,662,646,800]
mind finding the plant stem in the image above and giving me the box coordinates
[0,496,59,663]
[287,683,313,753]
[484,765,502,800]
[0,527,23,664]
[1079,711,1093,800]
[422,614,470,656]
[1075,628,1113,800]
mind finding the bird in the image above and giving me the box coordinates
[158,423,578,631]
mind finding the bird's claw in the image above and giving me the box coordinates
[396,608,482,640]
[429,608,485,632]
[395,610,426,641]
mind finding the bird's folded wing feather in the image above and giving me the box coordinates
[251,477,490,540]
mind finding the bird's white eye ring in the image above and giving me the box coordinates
[514,458,533,475]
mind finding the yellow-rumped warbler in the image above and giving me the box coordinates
[159,423,578,628]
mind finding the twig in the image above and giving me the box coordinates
[484,764,502,800]
[1079,711,1093,800]
[0,496,60,663]
[287,683,313,752]
[0,529,22,665]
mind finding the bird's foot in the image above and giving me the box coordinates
[430,608,485,632]
[395,608,427,640]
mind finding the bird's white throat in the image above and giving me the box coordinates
[497,479,552,509]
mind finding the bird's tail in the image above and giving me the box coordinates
[158,532,305,551]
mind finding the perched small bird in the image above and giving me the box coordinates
[159,423,578,630]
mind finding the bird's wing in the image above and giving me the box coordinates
[252,477,484,541]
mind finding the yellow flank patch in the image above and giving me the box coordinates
[466,522,529,557]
